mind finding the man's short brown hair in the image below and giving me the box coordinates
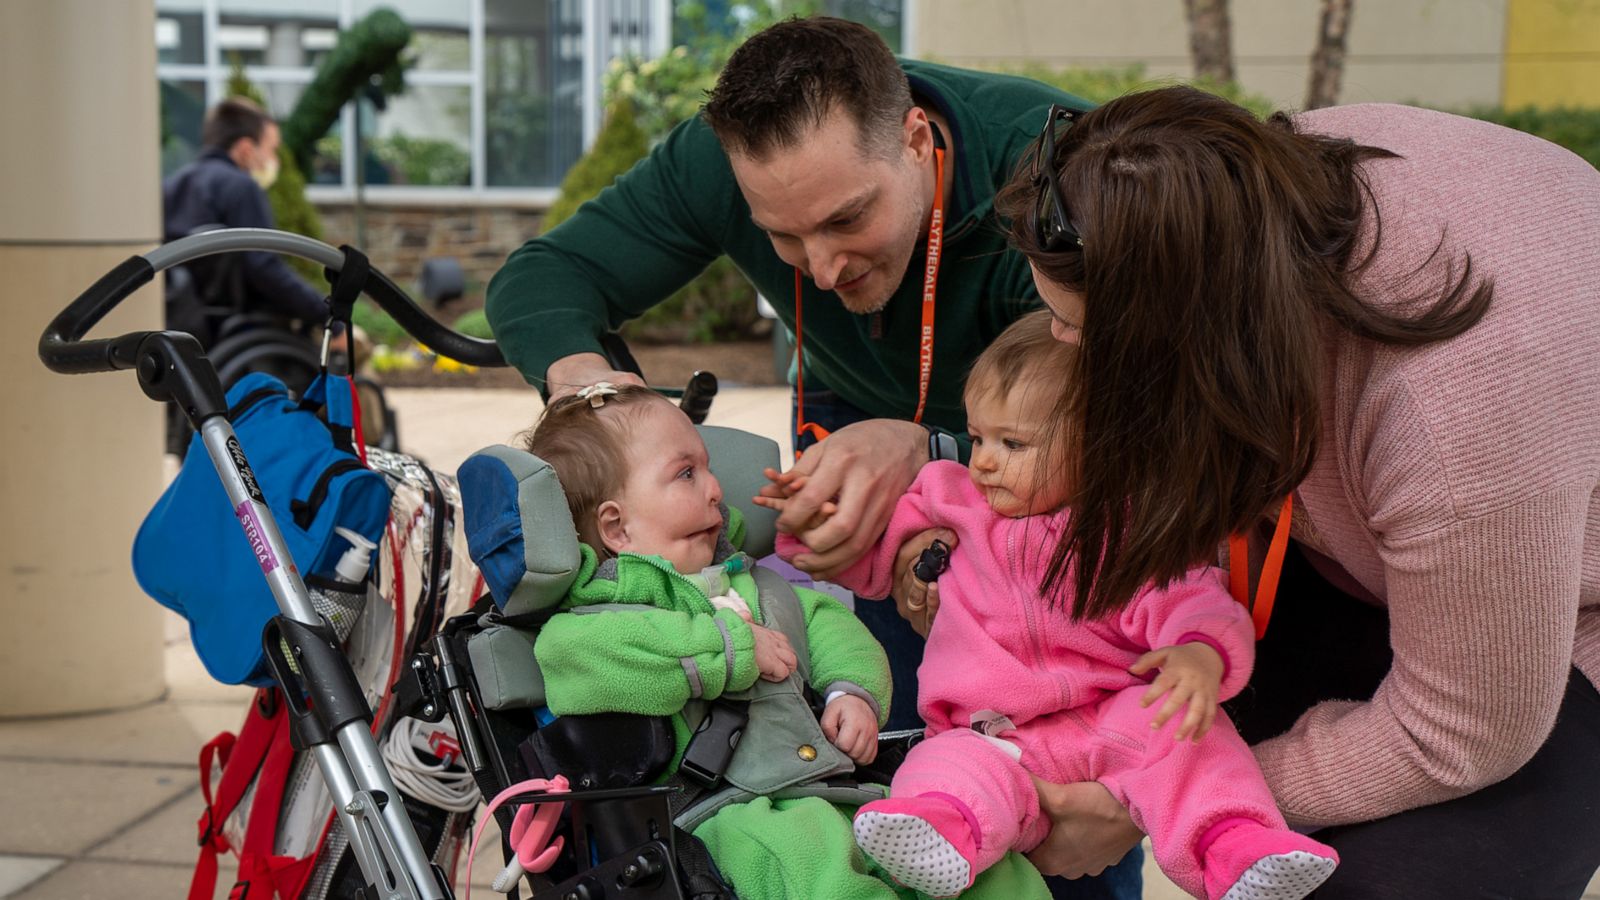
[201,97,272,153]
[701,16,912,161]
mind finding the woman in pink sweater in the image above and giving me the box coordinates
[776,313,1338,900]
[988,87,1600,896]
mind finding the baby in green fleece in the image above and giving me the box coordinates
[519,384,1047,900]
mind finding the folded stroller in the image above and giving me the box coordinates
[402,429,920,899]
[40,227,507,900]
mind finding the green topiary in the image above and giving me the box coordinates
[280,7,412,173]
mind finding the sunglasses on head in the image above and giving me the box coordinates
[1028,104,1083,253]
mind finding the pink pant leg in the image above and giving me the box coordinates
[1085,686,1288,897]
[890,727,1049,872]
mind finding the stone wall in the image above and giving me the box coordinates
[311,201,547,306]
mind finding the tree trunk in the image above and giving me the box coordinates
[1306,0,1355,109]
[1183,0,1236,84]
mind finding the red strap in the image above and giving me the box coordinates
[1228,494,1294,640]
[230,852,318,900]
[191,691,284,900]
[347,376,369,465]
[242,713,295,858]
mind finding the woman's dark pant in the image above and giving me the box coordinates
[790,383,1144,900]
[1227,541,1600,899]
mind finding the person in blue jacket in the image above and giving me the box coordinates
[162,97,334,338]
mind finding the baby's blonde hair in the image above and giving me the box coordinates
[965,309,1079,411]
[519,385,674,555]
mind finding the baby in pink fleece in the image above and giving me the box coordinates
[774,312,1337,899]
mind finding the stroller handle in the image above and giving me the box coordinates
[38,227,507,377]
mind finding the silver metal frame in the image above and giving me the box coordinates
[156,228,445,900]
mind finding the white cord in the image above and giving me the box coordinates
[382,717,482,813]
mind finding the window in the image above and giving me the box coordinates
[485,0,583,187]
[157,0,907,194]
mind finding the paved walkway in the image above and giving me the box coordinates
[2,387,1594,898]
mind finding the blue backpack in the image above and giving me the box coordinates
[133,372,392,685]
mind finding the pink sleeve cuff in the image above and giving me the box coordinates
[1177,632,1232,682]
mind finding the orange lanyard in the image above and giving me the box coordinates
[794,147,946,457]
[1229,494,1294,640]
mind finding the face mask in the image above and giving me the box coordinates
[251,153,279,190]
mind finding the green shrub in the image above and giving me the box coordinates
[353,300,407,347]
[544,101,650,229]
[624,257,757,344]
[227,65,328,290]
[553,3,803,344]
[542,101,758,343]
[370,133,470,186]
[1456,106,1600,170]
[452,308,494,340]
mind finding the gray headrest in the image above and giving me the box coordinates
[458,425,782,617]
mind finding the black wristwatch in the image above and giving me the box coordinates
[923,423,959,463]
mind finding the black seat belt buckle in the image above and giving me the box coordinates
[680,699,748,787]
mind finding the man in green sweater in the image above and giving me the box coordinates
[487,20,1142,895]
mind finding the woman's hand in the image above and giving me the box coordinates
[887,528,957,637]
[1129,641,1224,741]
[1026,779,1144,879]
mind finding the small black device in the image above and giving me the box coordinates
[912,538,952,584]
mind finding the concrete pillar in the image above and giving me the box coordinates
[0,0,166,715]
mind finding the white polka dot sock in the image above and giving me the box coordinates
[1219,850,1338,900]
[854,809,974,898]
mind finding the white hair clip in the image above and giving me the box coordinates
[575,381,620,408]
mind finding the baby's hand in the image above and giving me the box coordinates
[748,621,798,683]
[821,694,879,765]
[752,468,837,532]
[1129,641,1224,741]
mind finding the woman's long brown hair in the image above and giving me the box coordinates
[997,86,1494,620]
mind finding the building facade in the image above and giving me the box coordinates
[153,0,1594,303]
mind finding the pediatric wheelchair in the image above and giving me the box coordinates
[393,428,920,900]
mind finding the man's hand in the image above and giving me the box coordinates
[748,621,798,683]
[888,528,957,637]
[750,475,837,533]
[821,694,879,765]
[1129,641,1225,741]
[757,418,927,580]
[545,352,645,402]
[1026,779,1144,879]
